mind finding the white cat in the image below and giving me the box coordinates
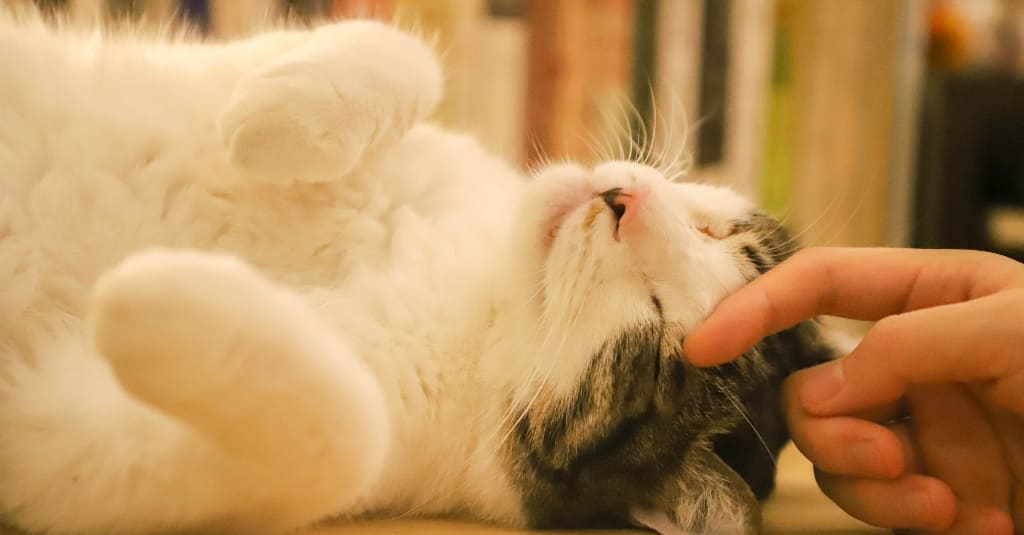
[0,9,836,535]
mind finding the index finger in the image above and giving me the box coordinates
[684,247,1024,366]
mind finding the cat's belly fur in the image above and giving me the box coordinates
[0,82,529,522]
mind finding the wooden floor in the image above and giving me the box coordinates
[0,445,884,535]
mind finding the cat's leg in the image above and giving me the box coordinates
[0,249,389,535]
[630,453,760,535]
[217,21,442,184]
[91,249,391,531]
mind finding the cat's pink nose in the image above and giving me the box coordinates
[600,186,651,231]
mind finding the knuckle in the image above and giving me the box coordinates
[1001,287,1024,306]
[867,315,906,346]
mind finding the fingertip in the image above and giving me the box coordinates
[972,507,1015,535]
[907,477,958,531]
[683,325,758,367]
[942,504,1015,535]
[796,360,846,414]
[791,416,906,479]
[814,472,958,531]
[682,325,729,367]
[684,303,761,367]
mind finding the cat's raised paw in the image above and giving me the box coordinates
[218,21,442,184]
[217,76,371,184]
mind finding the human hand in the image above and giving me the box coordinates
[684,247,1024,534]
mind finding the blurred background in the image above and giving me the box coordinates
[8,0,1024,256]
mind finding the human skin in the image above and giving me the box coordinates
[684,247,1024,534]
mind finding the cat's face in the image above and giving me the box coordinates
[505,161,789,396]
[499,161,830,532]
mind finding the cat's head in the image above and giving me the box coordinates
[494,161,835,533]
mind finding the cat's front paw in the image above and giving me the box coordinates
[218,21,442,184]
[218,74,370,184]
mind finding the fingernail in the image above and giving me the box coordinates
[973,507,1014,535]
[800,361,844,410]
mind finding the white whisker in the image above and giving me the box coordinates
[716,383,776,466]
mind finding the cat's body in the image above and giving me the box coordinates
[0,10,834,535]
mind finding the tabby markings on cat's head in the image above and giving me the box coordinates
[500,161,835,532]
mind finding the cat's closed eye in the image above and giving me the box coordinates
[696,225,734,240]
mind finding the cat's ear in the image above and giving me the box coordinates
[819,319,861,357]
[628,507,695,535]
[625,453,760,535]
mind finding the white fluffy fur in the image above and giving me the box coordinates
[0,11,760,534]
